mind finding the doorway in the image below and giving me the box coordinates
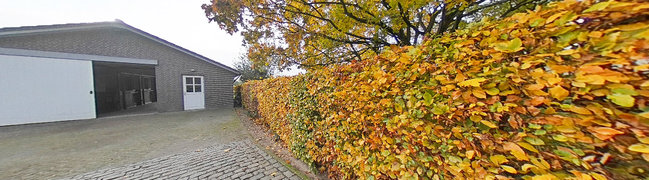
[182,75,205,110]
[93,62,156,116]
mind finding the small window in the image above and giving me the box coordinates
[186,85,194,92]
[194,85,202,92]
[186,77,193,84]
[195,77,202,84]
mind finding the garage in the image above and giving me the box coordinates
[93,62,157,116]
[0,20,239,126]
[0,48,158,126]
[0,54,95,125]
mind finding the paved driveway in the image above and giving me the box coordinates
[0,109,293,179]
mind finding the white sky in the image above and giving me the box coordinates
[0,0,303,76]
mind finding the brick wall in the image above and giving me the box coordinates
[0,27,237,111]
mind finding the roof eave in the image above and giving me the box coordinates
[0,21,241,75]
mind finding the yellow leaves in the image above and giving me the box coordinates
[517,142,539,153]
[546,11,566,24]
[504,142,529,161]
[576,75,606,85]
[490,155,509,165]
[531,174,558,180]
[486,88,500,95]
[501,165,518,174]
[521,164,537,172]
[556,49,577,56]
[547,77,562,86]
[553,135,569,142]
[629,144,649,153]
[639,137,649,144]
[459,78,487,87]
[481,120,498,128]
[472,88,487,99]
[632,4,649,11]
[470,115,483,122]
[466,150,476,160]
[242,0,649,178]
[398,54,411,64]
[583,1,612,13]
[525,84,545,91]
[549,86,570,100]
[569,106,592,115]
[639,112,649,119]
[588,31,604,38]
[590,173,607,180]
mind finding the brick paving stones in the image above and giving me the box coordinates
[0,109,251,179]
[63,141,299,180]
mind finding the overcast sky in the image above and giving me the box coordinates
[0,0,303,76]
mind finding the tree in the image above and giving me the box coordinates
[202,0,551,70]
[233,54,273,84]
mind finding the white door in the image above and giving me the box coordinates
[183,75,205,110]
[0,54,96,126]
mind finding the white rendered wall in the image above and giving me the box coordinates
[0,54,96,126]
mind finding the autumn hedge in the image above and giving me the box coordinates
[240,0,649,179]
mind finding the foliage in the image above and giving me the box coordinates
[287,74,321,170]
[202,0,550,70]
[233,85,242,107]
[241,0,649,179]
[234,54,273,83]
[240,80,259,117]
[241,77,293,146]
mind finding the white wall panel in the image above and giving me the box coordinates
[0,54,95,126]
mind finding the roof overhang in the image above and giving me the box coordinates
[0,47,158,65]
[0,20,240,75]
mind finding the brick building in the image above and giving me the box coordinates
[0,20,239,126]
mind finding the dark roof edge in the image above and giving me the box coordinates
[0,20,240,75]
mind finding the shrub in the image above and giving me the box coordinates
[241,0,649,179]
[233,85,242,107]
[288,74,321,170]
[242,77,293,145]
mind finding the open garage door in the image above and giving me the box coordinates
[0,54,96,126]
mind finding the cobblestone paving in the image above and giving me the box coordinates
[64,141,300,180]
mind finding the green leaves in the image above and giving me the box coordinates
[494,38,524,53]
[583,1,612,13]
[423,92,433,106]
[607,93,635,107]
[240,0,649,179]
[524,137,545,145]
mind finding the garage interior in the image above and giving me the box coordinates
[93,62,157,116]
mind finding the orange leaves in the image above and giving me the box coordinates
[549,86,570,100]
[239,0,649,179]
[569,106,592,115]
[526,84,545,91]
[588,127,624,140]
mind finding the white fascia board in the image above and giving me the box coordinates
[0,47,158,65]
